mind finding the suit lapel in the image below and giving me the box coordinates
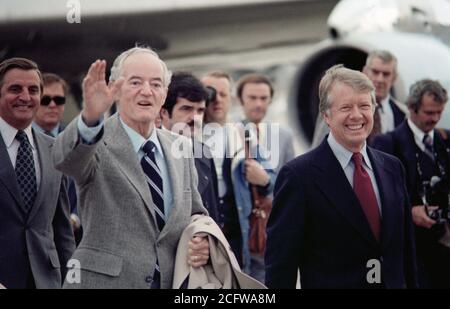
[367,147,396,248]
[396,122,419,192]
[0,134,26,216]
[103,116,157,226]
[156,129,185,239]
[312,141,378,247]
[390,99,406,127]
[27,131,54,223]
[195,156,209,195]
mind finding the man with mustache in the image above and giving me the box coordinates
[372,79,450,288]
[160,71,219,222]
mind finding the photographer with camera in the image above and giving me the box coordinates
[373,79,450,288]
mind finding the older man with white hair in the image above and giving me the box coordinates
[53,47,210,289]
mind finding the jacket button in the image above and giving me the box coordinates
[145,276,153,283]
[204,176,208,181]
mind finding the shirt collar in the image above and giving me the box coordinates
[32,122,60,137]
[407,118,434,147]
[0,116,35,150]
[327,132,373,170]
[379,95,391,112]
[119,117,163,157]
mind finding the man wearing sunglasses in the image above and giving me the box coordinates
[33,73,67,138]
[32,73,82,245]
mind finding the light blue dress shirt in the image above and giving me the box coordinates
[32,122,60,138]
[77,115,174,217]
[327,133,382,215]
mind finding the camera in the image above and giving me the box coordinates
[205,86,217,106]
[422,176,450,221]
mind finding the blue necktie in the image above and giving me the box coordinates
[141,140,164,288]
[15,130,37,211]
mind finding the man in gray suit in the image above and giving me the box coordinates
[52,47,210,289]
[0,58,75,289]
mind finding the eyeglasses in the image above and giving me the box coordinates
[41,95,66,106]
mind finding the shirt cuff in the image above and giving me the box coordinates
[77,115,104,144]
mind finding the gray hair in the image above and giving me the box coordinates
[365,50,398,75]
[319,64,376,114]
[406,79,448,111]
[109,46,172,87]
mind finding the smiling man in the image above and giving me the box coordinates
[265,65,417,289]
[52,47,210,289]
[0,58,75,289]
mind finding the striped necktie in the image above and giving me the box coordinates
[423,134,435,160]
[141,140,164,288]
[141,140,165,231]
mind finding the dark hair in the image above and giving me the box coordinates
[163,71,208,116]
[406,79,448,112]
[42,72,69,95]
[236,73,274,101]
[0,57,43,95]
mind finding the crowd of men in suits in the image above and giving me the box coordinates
[0,47,449,289]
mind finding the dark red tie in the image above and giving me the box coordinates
[353,153,381,242]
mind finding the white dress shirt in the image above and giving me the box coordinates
[407,118,434,152]
[327,133,382,215]
[378,95,395,134]
[203,124,226,198]
[0,116,41,190]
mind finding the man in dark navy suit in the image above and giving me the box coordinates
[160,71,219,222]
[372,79,449,288]
[265,65,417,289]
[363,50,407,141]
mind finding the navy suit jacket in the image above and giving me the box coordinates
[372,121,450,207]
[265,138,417,288]
[390,99,407,128]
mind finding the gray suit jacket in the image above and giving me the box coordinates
[53,114,206,289]
[274,126,295,173]
[0,130,75,289]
